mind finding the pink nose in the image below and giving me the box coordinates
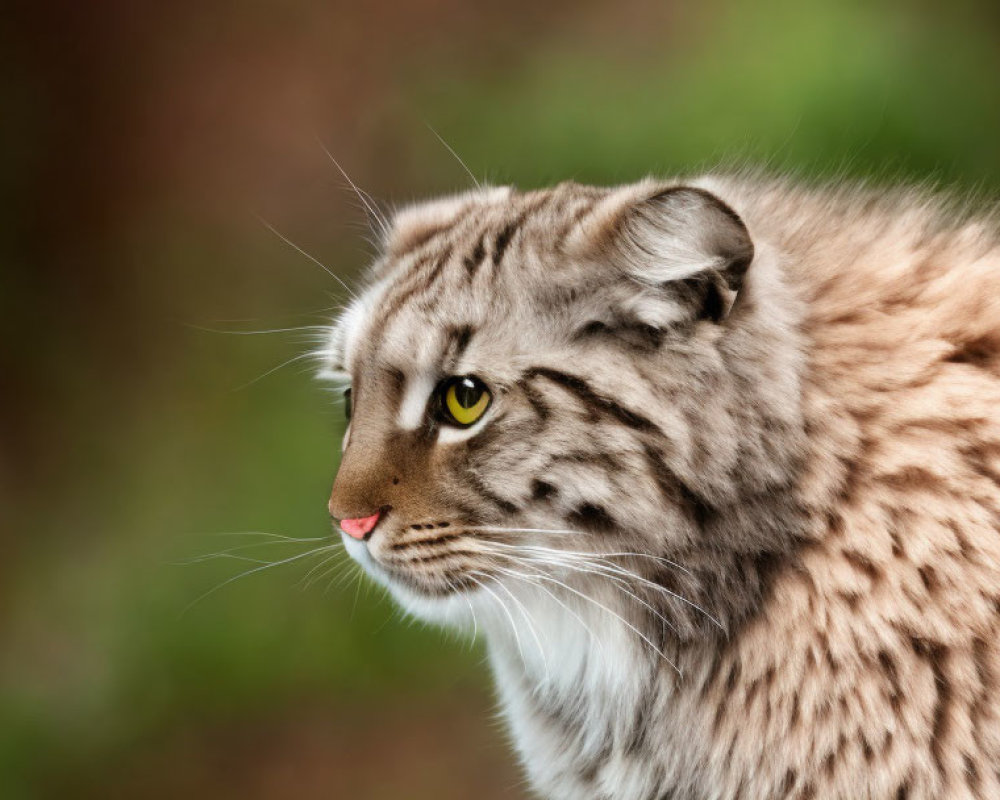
[339,512,382,540]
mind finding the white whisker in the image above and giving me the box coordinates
[470,572,528,672]
[465,594,479,644]
[178,536,334,564]
[308,559,347,593]
[548,553,720,629]
[315,138,391,242]
[499,543,720,629]
[234,349,332,391]
[207,532,329,540]
[328,561,362,596]
[187,323,332,337]
[527,571,681,677]
[492,564,608,668]
[476,531,692,576]
[256,216,357,299]
[171,553,274,567]
[181,544,339,616]
[445,574,480,645]
[492,576,550,682]
[424,122,481,189]
[298,551,348,590]
[497,549,681,637]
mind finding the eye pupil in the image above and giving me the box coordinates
[344,387,352,420]
[439,375,491,427]
[454,378,480,408]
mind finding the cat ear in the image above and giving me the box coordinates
[576,185,755,323]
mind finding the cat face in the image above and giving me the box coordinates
[322,179,795,632]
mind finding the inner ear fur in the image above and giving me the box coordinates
[608,186,755,322]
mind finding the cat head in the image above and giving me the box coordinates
[322,178,804,636]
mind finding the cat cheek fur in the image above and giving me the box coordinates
[322,174,1000,799]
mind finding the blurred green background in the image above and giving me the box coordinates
[3,1,1000,797]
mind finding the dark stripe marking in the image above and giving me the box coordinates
[574,318,665,352]
[842,549,881,582]
[466,470,519,514]
[366,245,454,350]
[517,379,552,422]
[390,532,463,551]
[444,324,475,368]
[554,196,601,253]
[383,366,407,416]
[531,480,557,501]
[420,246,453,292]
[392,219,459,261]
[405,548,483,565]
[526,367,658,433]
[492,219,520,266]
[640,442,688,510]
[463,236,486,276]
[566,503,616,534]
[911,636,951,776]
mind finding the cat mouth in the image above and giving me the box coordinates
[340,525,487,599]
[375,555,480,599]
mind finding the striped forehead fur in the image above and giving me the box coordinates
[323,172,1000,800]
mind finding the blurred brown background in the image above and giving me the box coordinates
[3,1,1000,797]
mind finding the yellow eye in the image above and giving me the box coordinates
[441,376,492,427]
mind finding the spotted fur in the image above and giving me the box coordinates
[323,174,1000,799]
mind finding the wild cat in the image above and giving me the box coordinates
[321,173,1000,799]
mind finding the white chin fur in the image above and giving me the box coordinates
[339,532,476,628]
